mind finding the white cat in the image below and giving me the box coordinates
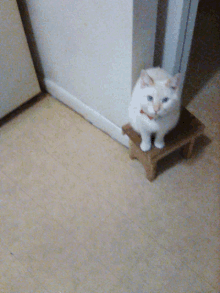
[128,67,181,152]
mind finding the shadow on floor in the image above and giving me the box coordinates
[157,134,211,176]
[0,93,45,128]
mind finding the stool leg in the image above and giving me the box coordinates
[182,138,196,159]
[128,140,157,181]
[144,159,157,182]
[138,150,157,181]
[129,140,137,160]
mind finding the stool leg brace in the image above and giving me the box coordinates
[129,140,157,181]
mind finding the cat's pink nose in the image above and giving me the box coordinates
[153,105,161,113]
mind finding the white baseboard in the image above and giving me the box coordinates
[44,79,129,147]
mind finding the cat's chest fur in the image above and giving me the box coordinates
[138,112,161,132]
[131,109,179,134]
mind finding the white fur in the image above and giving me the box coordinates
[128,67,181,151]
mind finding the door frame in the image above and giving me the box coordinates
[161,0,200,94]
[177,0,200,93]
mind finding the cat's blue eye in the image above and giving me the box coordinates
[162,97,169,103]
[147,96,153,101]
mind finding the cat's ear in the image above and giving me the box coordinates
[166,73,181,90]
[140,70,154,88]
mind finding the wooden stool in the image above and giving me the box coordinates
[122,107,205,181]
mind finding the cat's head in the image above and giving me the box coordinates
[138,70,181,118]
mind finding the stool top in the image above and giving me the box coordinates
[122,107,205,162]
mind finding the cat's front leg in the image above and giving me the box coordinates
[140,129,152,152]
[154,132,166,149]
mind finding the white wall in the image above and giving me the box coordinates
[132,0,158,88]
[22,0,158,145]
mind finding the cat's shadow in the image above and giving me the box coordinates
[156,134,211,176]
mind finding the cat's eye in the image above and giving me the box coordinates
[162,97,169,103]
[147,95,153,101]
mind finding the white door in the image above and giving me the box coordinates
[161,0,200,93]
[0,0,40,119]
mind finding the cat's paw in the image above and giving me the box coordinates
[154,141,165,149]
[140,141,151,152]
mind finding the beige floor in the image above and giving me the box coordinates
[0,65,219,293]
[1,0,219,291]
